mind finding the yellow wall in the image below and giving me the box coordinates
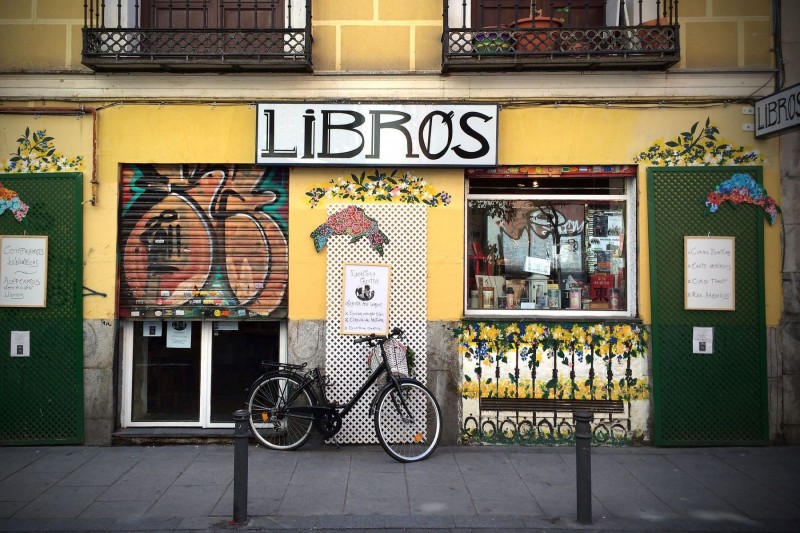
[313,0,441,71]
[0,103,781,326]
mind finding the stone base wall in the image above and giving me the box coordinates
[83,320,117,445]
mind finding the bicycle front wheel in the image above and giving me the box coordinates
[247,373,316,450]
[374,380,441,462]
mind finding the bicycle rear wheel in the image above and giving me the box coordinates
[374,380,441,462]
[247,373,316,450]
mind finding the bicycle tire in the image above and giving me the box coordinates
[247,372,317,450]
[374,380,441,463]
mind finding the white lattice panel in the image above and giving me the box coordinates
[325,204,427,443]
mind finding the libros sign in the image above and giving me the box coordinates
[755,82,800,138]
[255,103,498,166]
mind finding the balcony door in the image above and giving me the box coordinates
[142,0,284,29]
[472,0,605,28]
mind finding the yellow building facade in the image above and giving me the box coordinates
[0,0,792,447]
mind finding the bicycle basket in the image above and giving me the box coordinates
[367,338,409,377]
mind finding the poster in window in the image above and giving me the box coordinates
[143,321,163,337]
[166,321,193,348]
[341,263,391,335]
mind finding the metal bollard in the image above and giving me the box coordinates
[232,409,250,525]
[574,410,593,525]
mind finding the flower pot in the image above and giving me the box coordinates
[636,18,671,50]
[474,30,512,53]
[509,16,563,52]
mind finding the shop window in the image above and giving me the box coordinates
[122,320,284,427]
[465,167,637,317]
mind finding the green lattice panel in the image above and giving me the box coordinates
[0,173,83,445]
[648,167,767,446]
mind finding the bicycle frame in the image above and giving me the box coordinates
[272,341,413,434]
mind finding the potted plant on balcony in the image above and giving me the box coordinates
[474,29,513,54]
[508,2,564,52]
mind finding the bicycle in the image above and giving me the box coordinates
[245,327,442,462]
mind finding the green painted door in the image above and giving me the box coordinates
[0,173,83,445]
[648,167,768,446]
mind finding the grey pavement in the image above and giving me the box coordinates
[1,439,799,532]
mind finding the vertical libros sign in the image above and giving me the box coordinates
[1,235,48,307]
[685,236,735,311]
[341,263,391,335]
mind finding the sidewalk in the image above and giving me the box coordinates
[1,440,799,532]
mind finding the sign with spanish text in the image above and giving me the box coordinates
[685,236,735,311]
[1,235,48,307]
[256,103,498,166]
[755,82,800,138]
[341,263,390,335]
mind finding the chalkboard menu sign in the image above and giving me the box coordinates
[684,236,735,311]
[341,263,391,335]
[1,235,48,307]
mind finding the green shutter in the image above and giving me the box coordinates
[0,173,83,445]
[648,166,767,445]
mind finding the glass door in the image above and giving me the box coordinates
[122,320,284,427]
[208,321,282,425]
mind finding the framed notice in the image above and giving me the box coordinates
[0,235,48,307]
[685,236,735,311]
[341,263,391,335]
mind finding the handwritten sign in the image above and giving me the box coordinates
[1,235,48,307]
[684,236,735,311]
[341,263,390,335]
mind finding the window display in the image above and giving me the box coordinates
[466,168,635,315]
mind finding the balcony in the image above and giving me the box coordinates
[82,1,312,72]
[443,0,680,72]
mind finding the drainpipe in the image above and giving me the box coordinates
[0,106,99,206]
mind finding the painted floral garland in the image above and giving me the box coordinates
[705,173,781,225]
[306,169,451,208]
[1,128,83,173]
[634,118,762,166]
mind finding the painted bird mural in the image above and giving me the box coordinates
[311,205,390,256]
[0,182,29,222]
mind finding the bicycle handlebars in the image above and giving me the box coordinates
[353,327,403,345]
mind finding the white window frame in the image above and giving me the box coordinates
[120,320,287,428]
[464,176,638,319]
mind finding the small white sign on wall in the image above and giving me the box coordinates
[341,263,391,335]
[10,330,30,357]
[693,327,714,354]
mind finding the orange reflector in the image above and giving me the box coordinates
[414,433,423,443]
[261,412,269,422]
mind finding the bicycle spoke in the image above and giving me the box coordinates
[247,373,315,451]
[375,381,441,462]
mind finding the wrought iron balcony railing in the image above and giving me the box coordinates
[443,0,680,71]
[82,1,312,72]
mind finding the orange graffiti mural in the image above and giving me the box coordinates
[119,164,288,319]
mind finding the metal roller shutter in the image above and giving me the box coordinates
[118,163,288,320]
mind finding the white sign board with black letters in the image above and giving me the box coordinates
[685,236,735,311]
[1,235,48,307]
[256,103,498,166]
[341,263,391,335]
